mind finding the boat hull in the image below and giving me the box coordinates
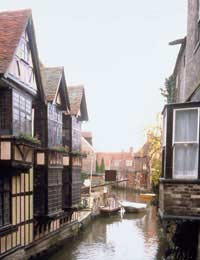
[100,207,121,215]
[123,206,146,213]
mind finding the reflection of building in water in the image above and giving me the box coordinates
[135,206,158,247]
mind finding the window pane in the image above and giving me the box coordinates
[174,144,198,178]
[4,192,10,225]
[175,109,198,142]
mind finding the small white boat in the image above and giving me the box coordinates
[120,201,147,213]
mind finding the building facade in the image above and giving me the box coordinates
[96,148,134,181]
[160,0,200,221]
[81,132,96,175]
[0,9,89,259]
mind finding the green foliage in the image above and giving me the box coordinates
[100,158,105,173]
[17,133,41,145]
[160,75,176,103]
[96,160,100,173]
[151,158,162,186]
[71,151,87,157]
[51,146,69,152]
[145,114,162,189]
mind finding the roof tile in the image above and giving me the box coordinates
[0,9,31,74]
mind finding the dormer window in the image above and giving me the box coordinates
[18,38,30,63]
[162,102,200,180]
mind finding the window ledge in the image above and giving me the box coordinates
[0,224,18,236]
[159,178,200,184]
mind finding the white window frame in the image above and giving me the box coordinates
[199,0,200,21]
[172,107,200,179]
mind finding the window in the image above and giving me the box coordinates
[173,108,199,179]
[48,104,63,147]
[18,38,30,63]
[126,160,132,167]
[162,102,200,180]
[199,0,200,21]
[13,90,32,136]
[0,177,11,227]
[72,117,81,151]
[113,160,120,167]
[0,90,11,133]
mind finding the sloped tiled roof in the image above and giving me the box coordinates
[0,9,31,74]
[68,85,84,115]
[41,67,63,101]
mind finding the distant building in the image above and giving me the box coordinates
[96,147,134,181]
[127,147,149,191]
[81,132,96,174]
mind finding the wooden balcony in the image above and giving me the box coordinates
[35,148,69,168]
[159,178,200,220]
[0,136,39,171]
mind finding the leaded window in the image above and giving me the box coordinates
[13,90,32,136]
[0,177,11,227]
[48,104,63,147]
[72,117,81,151]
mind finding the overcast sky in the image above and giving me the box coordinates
[0,0,187,152]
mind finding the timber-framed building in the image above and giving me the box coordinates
[0,9,89,259]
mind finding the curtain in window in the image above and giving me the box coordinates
[175,110,198,142]
[174,144,198,178]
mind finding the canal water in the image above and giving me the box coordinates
[50,189,166,260]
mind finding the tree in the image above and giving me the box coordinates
[145,114,162,190]
[100,158,105,173]
[96,160,100,173]
[160,74,176,103]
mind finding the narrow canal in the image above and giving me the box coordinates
[50,189,166,260]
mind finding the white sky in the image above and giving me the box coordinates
[0,0,187,152]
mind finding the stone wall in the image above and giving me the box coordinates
[159,180,200,218]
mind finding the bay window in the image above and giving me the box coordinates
[48,104,63,147]
[173,108,199,179]
[162,102,200,180]
[13,90,32,136]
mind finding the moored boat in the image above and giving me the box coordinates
[99,206,121,215]
[100,197,121,215]
[139,193,156,200]
[120,201,147,213]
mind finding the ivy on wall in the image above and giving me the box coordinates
[160,75,176,103]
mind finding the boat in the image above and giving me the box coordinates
[99,197,121,215]
[139,193,156,200]
[99,206,121,215]
[120,201,147,213]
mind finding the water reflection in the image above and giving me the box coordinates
[50,190,163,260]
